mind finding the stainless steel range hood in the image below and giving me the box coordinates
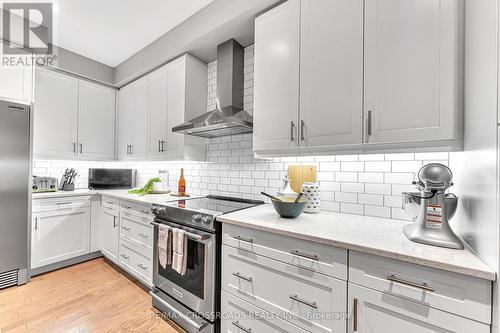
[172,39,253,138]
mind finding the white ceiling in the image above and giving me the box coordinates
[2,0,214,67]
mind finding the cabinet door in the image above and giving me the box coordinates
[364,0,462,144]
[131,77,149,157]
[165,57,187,158]
[348,283,489,333]
[34,68,78,158]
[31,207,90,269]
[0,42,33,103]
[117,84,134,158]
[253,0,300,151]
[101,207,119,264]
[148,65,168,157]
[300,0,363,147]
[78,80,116,159]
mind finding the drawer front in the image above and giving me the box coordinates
[120,214,153,250]
[349,251,492,324]
[221,290,309,333]
[101,196,119,210]
[119,239,152,286]
[32,196,92,213]
[348,283,490,333]
[120,200,152,219]
[222,245,346,333]
[223,224,347,280]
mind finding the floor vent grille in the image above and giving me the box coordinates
[0,270,18,289]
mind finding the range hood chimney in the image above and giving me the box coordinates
[172,39,253,138]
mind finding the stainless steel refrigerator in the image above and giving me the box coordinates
[0,99,30,288]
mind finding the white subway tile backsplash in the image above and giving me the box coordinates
[32,44,448,221]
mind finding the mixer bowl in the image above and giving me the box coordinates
[401,192,458,221]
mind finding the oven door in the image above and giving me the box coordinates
[152,219,216,318]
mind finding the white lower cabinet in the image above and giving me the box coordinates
[221,290,309,333]
[348,283,490,333]
[101,206,119,264]
[31,203,91,269]
[119,239,153,287]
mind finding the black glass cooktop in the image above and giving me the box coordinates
[166,195,264,216]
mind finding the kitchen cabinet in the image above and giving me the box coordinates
[0,41,33,103]
[253,0,463,156]
[117,77,148,159]
[101,206,119,264]
[34,68,79,159]
[348,283,489,333]
[118,54,206,161]
[34,67,117,160]
[31,201,91,269]
[299,0,363,147]
[364,0,463,145]
[253,0,300,151]
[77,80,116,159]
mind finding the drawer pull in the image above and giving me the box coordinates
[233,235,253,243]
[141,210,150,215]
[120,254,130,259]
[56,202,73,206]
[138,232,149,238]
[104,200,113,204]
[290,250,319,261]
[123,205,132,209]
[353,298,358,331]
[137,263,148,270]
[232,272,253,283]
[121,226,131,231]
[232,321,252,333]
[387,274,434,292]
[290,294,318,309]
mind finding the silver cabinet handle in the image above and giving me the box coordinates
[290,121,295,141]
[79,143,83,154]
[290,294,318,309]
[121,226,131,231]
[232,235,253,243]
[290,250,319,261]
[113,216,117,228]
[387,274,434,292]
[126,144,130,155]
[34,217,38,230]
[137,263,148,270]
[353,298,358,331]
[130,145,133,155]
[367,110,372,136]
[141,209,150,215]
[104,200,114,205]
[120,254,130,259]
[73,142,76,154]
[232,321,252,333]
[138,232,149,238]
[161,140,166,152]
[300,120,305,141]
[233,272,253,283]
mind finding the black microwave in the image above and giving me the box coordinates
[88,168,136,190]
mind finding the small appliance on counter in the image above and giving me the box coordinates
[32,176,58,193]
[88,168,136,190]
[401,163,463,249]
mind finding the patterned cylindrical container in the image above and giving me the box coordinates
[301,182,320,213]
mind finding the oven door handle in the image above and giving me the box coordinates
[150,290,208,331]
[151,222,210,241]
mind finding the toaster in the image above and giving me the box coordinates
[32,176,58,193]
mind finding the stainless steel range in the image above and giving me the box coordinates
[150,195,264,333]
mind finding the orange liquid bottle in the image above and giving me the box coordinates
[178,168,186,196]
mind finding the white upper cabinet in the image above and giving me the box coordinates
[0,42,33,103]
[34,68,79,159]
[300,0,363,147]
[364,0,463,145]
[78,81,116,160]
[34,68,117,160]
[117,54,207,161]
[147,65,168,157]
[253,0,300,151]
[253,0,463,155]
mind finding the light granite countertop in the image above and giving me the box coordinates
[217,204,496,281]
[32,189,204,206]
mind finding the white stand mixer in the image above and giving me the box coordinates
[402,163,464,250]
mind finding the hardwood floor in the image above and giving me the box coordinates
[0,258,184,333]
